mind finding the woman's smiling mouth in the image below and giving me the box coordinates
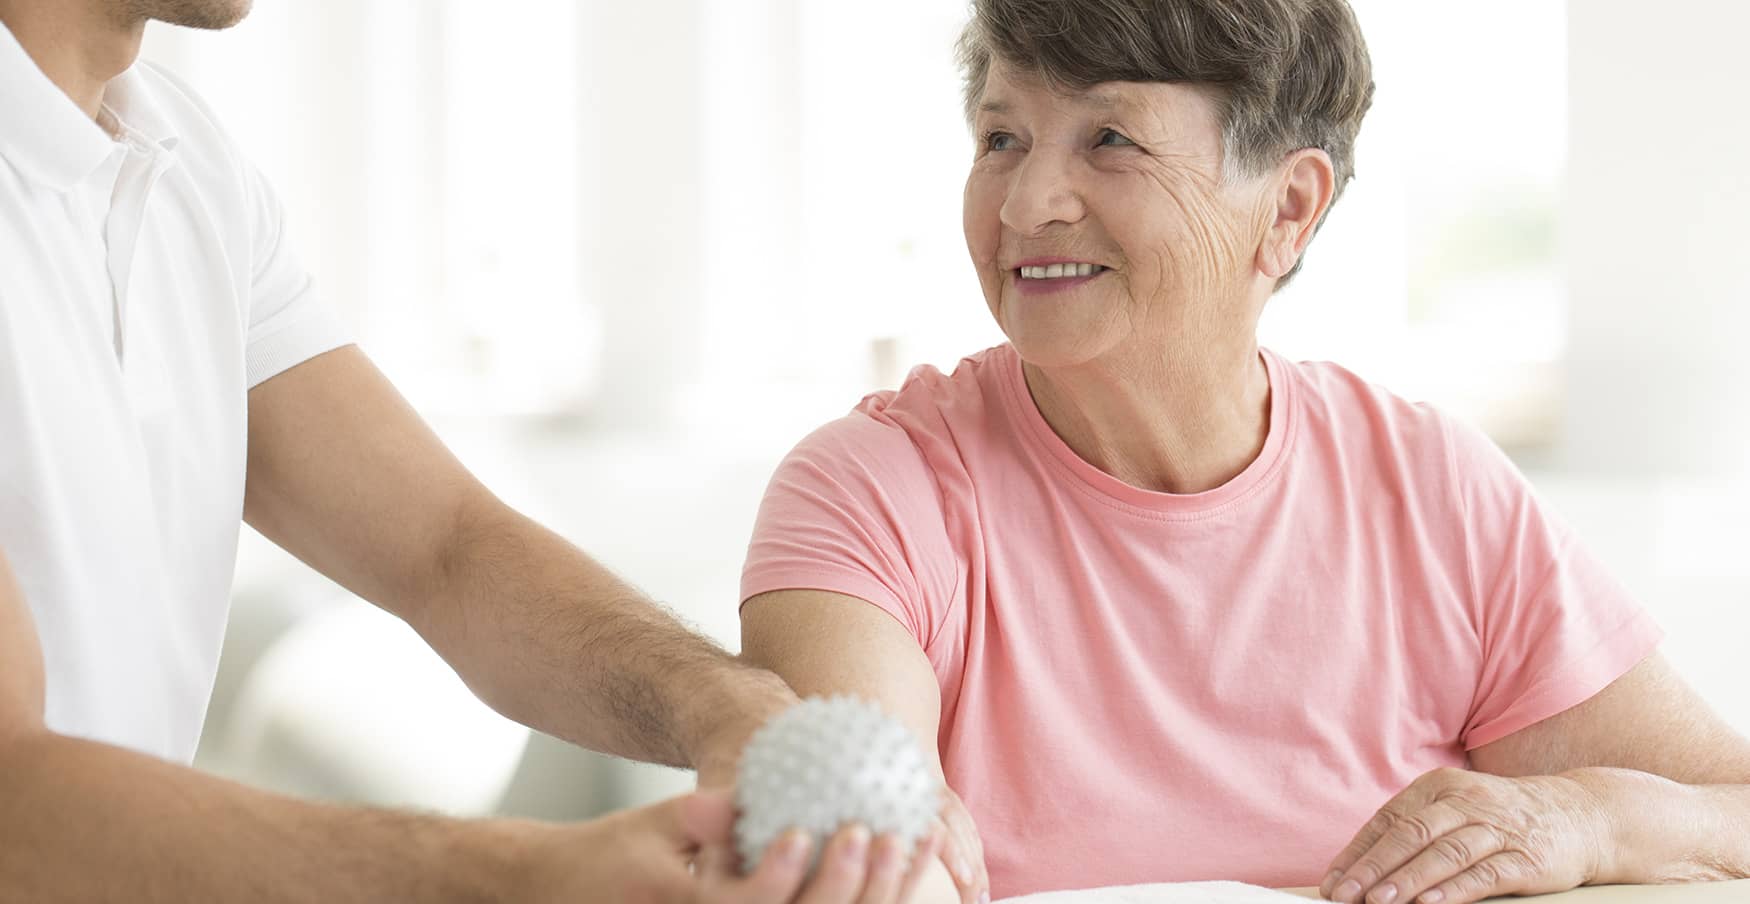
[1012,259,1109,294]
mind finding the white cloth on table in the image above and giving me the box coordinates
[1000,882,1310,904]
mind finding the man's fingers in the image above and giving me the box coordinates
[1328,801,1470,903]
[854,835,908,904]
[696,842,735,881]
[718,832,813,904]
[678,790,739,849]
[797,825,873,904]
[1375,824,1504,904]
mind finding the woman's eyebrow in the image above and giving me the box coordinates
[1077,92,1143,113]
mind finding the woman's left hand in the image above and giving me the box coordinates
[1320,767,1607,904]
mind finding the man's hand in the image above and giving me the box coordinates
[695,710,976,904]
[517,790,944,903]
[1319,767,1604,904]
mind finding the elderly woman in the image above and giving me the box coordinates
[737,1,1750,903]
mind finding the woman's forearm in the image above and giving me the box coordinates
[417,500,795,772]
[1571,766,1750,885]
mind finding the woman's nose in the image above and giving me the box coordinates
[999,151,1086,236]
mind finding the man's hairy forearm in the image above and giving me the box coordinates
[0,732,517,903]
[1573,767,1750,885]
[412,500,795,770]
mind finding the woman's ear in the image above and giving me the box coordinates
[1256,148,1336,280]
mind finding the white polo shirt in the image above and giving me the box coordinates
[0,22,351,763]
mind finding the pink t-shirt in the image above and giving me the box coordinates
[740,344,1662,898]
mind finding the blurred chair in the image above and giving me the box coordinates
[209,596,532,817]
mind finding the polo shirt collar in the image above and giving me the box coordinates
[103,62,181,153]
[0,20,177,192]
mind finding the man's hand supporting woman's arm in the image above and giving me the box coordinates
[743,588,991,904]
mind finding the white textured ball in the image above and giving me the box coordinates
[734,695,940,875]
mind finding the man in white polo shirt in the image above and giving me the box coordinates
[0,1,960,901]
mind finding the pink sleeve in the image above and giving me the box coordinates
[1451,418,1664,750]
[740,412,958,649]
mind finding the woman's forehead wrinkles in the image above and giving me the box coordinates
[983,80,1198,123]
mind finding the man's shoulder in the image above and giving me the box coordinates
[112,60,249,186]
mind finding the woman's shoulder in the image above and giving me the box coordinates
[784,345,1014,482]
[842,344,1013,436]
[1274,352,1478,479]
[1278,352,1455,435]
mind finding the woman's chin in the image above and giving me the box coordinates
[1001,326,1118,371]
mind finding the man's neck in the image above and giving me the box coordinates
[0,0,144,120]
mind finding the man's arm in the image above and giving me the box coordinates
[0,545,496,900]
[243,345,795,772]
[742,588,971,904]
[0,548,894,902]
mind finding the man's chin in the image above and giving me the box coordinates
[137,0,254,31]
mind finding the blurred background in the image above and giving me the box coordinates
[139,0,1750,822]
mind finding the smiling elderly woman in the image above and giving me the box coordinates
[737,1,1750,903]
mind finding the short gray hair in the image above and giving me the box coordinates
[957,0,1376,283]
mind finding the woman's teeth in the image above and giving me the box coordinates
[1019,263,1103,279]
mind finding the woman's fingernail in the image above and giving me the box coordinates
[1336,879,1362,902]
[1419,891,1445,904]
[779,832,809,865]
[978,892,991,904]
[1322,871,1344,897]
[1373,884,1398,904]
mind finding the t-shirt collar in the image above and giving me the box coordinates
[0,19,179,192]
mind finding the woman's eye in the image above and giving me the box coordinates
[1097,129,1136,147]
[983,131,1018,152]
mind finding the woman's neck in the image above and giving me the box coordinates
[1022,334,1272,495]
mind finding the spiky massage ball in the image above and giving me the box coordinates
[735,695,940,875]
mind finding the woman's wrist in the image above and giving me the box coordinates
[1562,766,1746,886]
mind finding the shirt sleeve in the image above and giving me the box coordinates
[241,162,351,389]
[740,410,959,651]
[1451,416,1664,749]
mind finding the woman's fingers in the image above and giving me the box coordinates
[1367,823,1505,904]
[896,826,947,903]
[1327,800,1470,902]
[1411,851,1541,904]
[939,790,990,903]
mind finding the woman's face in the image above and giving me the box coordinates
[963,58,1273,369]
